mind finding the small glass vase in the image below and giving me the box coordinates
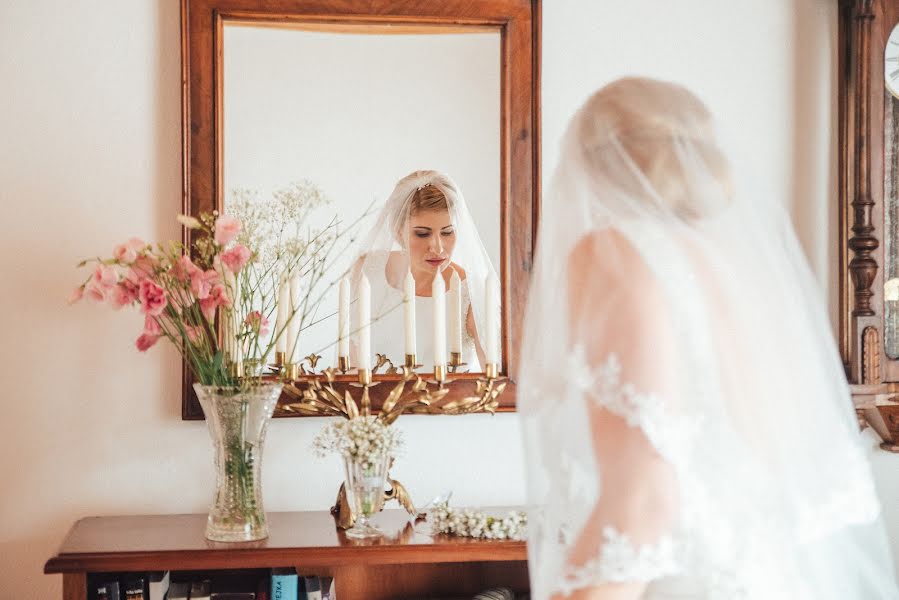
[194,382,282,542]
[342,454,390,539]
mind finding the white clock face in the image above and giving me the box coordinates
[886,23,899,99]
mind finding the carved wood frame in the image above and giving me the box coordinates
[180,0,541,419]
[838,0,899,450]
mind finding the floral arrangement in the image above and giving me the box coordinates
[429,502,527,541]
[312,415,403,469]
[69,180,357,387]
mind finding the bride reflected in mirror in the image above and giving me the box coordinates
[349,170,499,373]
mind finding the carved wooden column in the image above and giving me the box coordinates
[849,0,879,320]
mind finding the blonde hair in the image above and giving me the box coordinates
[410,183,449,213]
[575,77,732,219]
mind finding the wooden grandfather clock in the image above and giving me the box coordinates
[839,0,899,450]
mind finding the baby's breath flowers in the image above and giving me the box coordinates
[429,502,527,540]
[312,416,403,469]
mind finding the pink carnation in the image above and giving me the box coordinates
[220,244,251,273]
[143,315,162,336]
[214,215,241,246]
[200,283,231,322]
[172,255,200,282]
[190,269,220,300]
[127,255,158,284]
[93,264,118,287]
[113,238,146,264]
[138,279,167,316]
[135,333,160,352]
[108,282,138,310]
[84,281,107,303]
[184,325,204,344]
[245,310,270,337]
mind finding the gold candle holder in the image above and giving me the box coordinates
[286,363,301,381]
[357,368,372,386]
[449,351,462,367]
[338,355,350,374]
[485,363,499,379]
[434,364,447,383]
[229,360,245,378]
[274,351,286,367]
[405,353,417,369]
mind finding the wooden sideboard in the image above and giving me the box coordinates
[44,509,529,600]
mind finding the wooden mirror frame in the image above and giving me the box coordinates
[838,0,899,449]
[180,0,541,419]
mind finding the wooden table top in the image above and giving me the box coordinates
[44,509,527,573]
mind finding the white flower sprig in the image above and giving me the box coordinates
[429,502,527,541]
[312,416,403,470]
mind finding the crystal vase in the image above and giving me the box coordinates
[194,383,282,542]
[342,454,389,539]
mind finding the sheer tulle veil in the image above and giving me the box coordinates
[519,78,897,599]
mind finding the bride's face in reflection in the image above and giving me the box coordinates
[407,209,457,276]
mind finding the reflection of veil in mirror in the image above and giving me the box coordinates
[520,78,896,599]
[350,170,498,372]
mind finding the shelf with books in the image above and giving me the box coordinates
[45,509,529,600]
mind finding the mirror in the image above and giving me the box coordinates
[222,23,501,373]
[181,0,539,419]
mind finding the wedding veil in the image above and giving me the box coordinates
[519,78,897,599]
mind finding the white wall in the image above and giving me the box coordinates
[0,1,895,598]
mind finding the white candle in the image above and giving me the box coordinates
[448,269,462,354]
[357,274,371,370]
[274,275,289,354]
[287,274,301,363]
[338,276,350,357]
[485,274,499,365]
[403,269,417,357]
[432,272,446,367]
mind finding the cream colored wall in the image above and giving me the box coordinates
[0,1,895,598]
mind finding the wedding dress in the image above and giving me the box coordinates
[519,78,898,600]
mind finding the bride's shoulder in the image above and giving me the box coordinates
[569,228,648,277]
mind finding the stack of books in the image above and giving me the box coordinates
[89,570,334,600]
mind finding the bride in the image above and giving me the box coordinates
[520,78,898,599]
[349,170,497,372]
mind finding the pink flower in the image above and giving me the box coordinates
[214,215,241,246]
[127,255,158,283]
[172,255,200,282]
[92,264,118,287]
[84,281,107,303]
[190,269,220,300]
[143,315,162,336]
[108,282,138,310]
[220,244,251,273]
[112,238,146,264]
[245,310,270,336]
[138,279,167,316]
[67,286,84,305]
[135,333,160,352]
[199,283,230,322]
[184,325,204,344]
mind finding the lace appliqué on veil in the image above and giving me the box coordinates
[559,527,681,595]
[569,345,701,465]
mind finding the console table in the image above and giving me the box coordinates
[44,510,529,600]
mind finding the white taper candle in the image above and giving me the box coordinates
[432,271,446,367]
[404,269,417,357]
[449,269,462,354]
[357,274,371,370]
